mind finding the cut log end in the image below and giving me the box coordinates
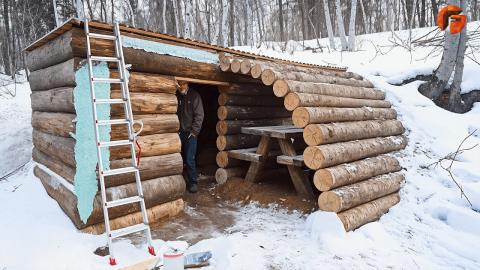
[220,56,232,72]
[217,106,228,120]
[303,124,322,146]
[303,146,324,170]
[216,136,227,151]
[240,60,252,74]
[317,192,340,212]
[292,107,310,128]
[230,59,241,73]
[251,64,263,78]
[261,69,276,86]
[284,92,301,111]
[313,169,334,192]
[272,79,289,97]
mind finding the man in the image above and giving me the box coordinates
[176,81,204,193]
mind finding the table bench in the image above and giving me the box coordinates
[238,125,314,198]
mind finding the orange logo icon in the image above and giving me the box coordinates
[437,5,467,34]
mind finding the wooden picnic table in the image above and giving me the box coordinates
[238,125,314,198]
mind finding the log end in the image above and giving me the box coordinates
[292,107,310,128]
[216,151,229,168]
[303,146,325,170]
[218,93,228,106]
[261,69,276,86]
[303,124,323,146]
[284,92,300,111]
[220,56,232,72]
[251,64,263,79]
[216,136,227,151]
[240,60,252,74]
[215,168,228,184]
[318,191,341,212]
[272,79,289,97]
[313,169,335,192]
[216,121,227,135]
[231,60,242,73]
[217,106,228,120]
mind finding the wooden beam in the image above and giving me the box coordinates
[174,76,231,86]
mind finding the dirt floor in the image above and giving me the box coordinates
[150,173,318,245]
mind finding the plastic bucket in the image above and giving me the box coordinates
[163,250,184,270]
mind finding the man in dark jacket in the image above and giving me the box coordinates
[176,81,204,193]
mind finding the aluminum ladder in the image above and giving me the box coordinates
[84,20,155,266]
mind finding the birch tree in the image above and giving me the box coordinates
[335,0,348,50]
[348,0,358,51]
[323,0,336,49]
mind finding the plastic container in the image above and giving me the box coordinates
[163,250,184,270]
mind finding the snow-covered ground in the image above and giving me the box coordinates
[1,24,480,269]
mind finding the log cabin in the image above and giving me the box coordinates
[26,18,407,233]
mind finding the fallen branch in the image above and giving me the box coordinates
[427,130,478,207]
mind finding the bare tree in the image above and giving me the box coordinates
[323,0,336,49]
[335,0,348,50]
[348,0,358,51]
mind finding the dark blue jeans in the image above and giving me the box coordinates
[179,131,198,186]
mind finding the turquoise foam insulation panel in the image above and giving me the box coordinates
[73,62,111,222]
[122,36,219,64]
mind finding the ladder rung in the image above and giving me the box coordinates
[106,196,143,208]
[98,140,132,147]
[97,119,129,125]
[91,56,119,62]
[94,98,125,104]
[110,223,149,239]
[89,32,116,41]
[92,78,123,83]
[102,167,137,176]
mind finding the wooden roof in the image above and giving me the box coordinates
[25,18,346,72]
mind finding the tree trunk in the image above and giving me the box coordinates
[318,172,404,212]
[323,0,336,49]
[32,129,76,167]
[228,0,235,46]
[110,71,176,94]
[303,119,404,146]
[303,136,407,169]
[335,0,348,50]
[292,107,397,128]
[278,0,285,42]
[348,0,358,51]
[2,0,12,75]
[314,155,402,191]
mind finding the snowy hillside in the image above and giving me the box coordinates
[1,24,480,269]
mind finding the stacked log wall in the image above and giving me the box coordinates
[27,28,187,233]
[219,55,407,231]
[214,83,290,183]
